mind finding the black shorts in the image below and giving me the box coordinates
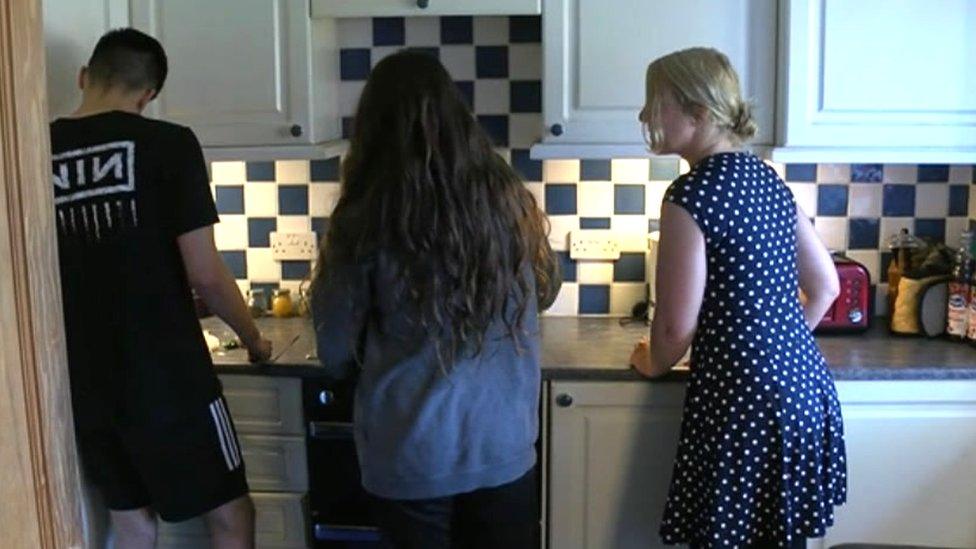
[75,395,249,522]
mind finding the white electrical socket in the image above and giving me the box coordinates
[569,230,621,260]
[270,232,318,261]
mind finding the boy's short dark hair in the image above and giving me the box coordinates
[86,28,168,98]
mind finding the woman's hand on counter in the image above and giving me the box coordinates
[630,337,659,378]
[246,337,273,363]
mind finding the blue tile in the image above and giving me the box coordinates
[917,164,949,183]
[848,218,880,250]
[372,17,405,46]
[648,219,660,233]
[510,80,542,113]
[511,149,542,181]
[614,252,646,282]
[215,186,244,214]
[440,16,473,44]
[281,260,311,281]
[476,46,508,79]
[246,161,275,182]
[247,218,277,248]
[220,251,247,279]
[580,217,611,229]
[310,157,341,182]
[851,164,883,183]
[312,217,330,243]
[817,184,849,216]
[949,185,969,216]
[557,251,576,282]
[880,252,893,283]
[278,185,309,215]
[340,49,371,81]
[509,16,542,43]
[785,164,817,182]
[455,81,474,109]
[477,115,509,147]
[342,117,355,139]
[614,184,645,215]
[915,219,946,243]
[882,185,915,216]
[580,159,612,181]
[407,46,439,60]
[579,285,610,314]
[544,184,576,215]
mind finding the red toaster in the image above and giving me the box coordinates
[815,255,871,333]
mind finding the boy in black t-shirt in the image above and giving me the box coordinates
[51,29,271,548]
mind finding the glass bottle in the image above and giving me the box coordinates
[947,231,974,341]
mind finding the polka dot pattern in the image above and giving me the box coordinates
[658,152,847,547]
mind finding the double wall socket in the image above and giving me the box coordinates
[270,232,318,261]
[569,230,622,260]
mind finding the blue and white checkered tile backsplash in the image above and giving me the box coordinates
[210,15,976,317]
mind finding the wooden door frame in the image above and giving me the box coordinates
[0,0,85,547]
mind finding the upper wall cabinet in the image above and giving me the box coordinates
[774,0,976,163]
[44,0,130,118]
[311,0,540,18]
[532,0,776,159]
[131,0,340,150]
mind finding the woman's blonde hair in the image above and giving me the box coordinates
[643,47,757,151]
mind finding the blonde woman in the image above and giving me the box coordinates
[629,48,847,548]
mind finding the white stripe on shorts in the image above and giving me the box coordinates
[209,400,235,471]
[216,399,242,468]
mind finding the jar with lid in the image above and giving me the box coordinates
[272,289,294,318]
[247,289,267,318]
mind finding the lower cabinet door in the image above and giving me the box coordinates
[156,492,308,548]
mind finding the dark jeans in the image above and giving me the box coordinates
[372,468,539,549]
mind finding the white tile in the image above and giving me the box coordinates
[244,183,277,217]
[611,159,650,183]
[339,80,366,118]
[969,187,976,218]
[439,45,476,81]
[544,282,578,316]
[787,183,818,218]
[544,159,580,183]
[946,217,970,246]
[813,217,847,252]
[848,184,883,218]
[764,160,785,179]
[525,182,545,211]
[611,283,647,317]
[277,215,311,233]
[843,250,881,284]
[577,261,614,284]
[915,184,949,217]
[882,164,918,183]
[547,215,577,251]
[645,182,669,219]
[508,113,543,148]
[338,18,372,48]
[246,248,280,282]
[235,280,250,297]
[274,160,309,184]
[280,280,304,297]
[211,161,246,185]
[373,46,401,68]
[404,17,439,46]
[817,164,851,183]
[473,80,509,113]
[473,16,508,44]
[678,158,691,175]
[209,183,217,200]
[214,215,247,250]
[577,182,614,217]
[494,148,511,163]
[880,217,915,246]
[612,227,650,252]
[875,283,889,318]
[508,44,542,79]
[309,183,342,217]
[949,165,973,184]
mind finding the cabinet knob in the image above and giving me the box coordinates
[416,0,430,8]
[318,390,335,406]
[290,124,303,137]
[555,393,574,408]
[549,123,564,136]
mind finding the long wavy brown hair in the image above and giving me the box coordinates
[311,50,557,362]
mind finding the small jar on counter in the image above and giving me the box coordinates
[247,289,267,318]
[272,289,294,318]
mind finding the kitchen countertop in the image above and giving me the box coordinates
[203,317,976,381]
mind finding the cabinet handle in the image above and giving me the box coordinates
[290,124,303,137]
[416,0,429,8]
[555,393,573,408]
[549,123,564,136]
[318,390,335,406]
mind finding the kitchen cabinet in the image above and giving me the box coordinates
[532,0,776,159]
[773,0,976,163]
[130,0,340,150]
[547,381,685,549]
[311,0,540,18]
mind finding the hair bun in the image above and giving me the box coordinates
[731,102,758,142]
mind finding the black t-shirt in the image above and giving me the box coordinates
[50,111,220,431]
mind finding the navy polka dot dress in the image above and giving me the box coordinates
[658,152,847,547]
